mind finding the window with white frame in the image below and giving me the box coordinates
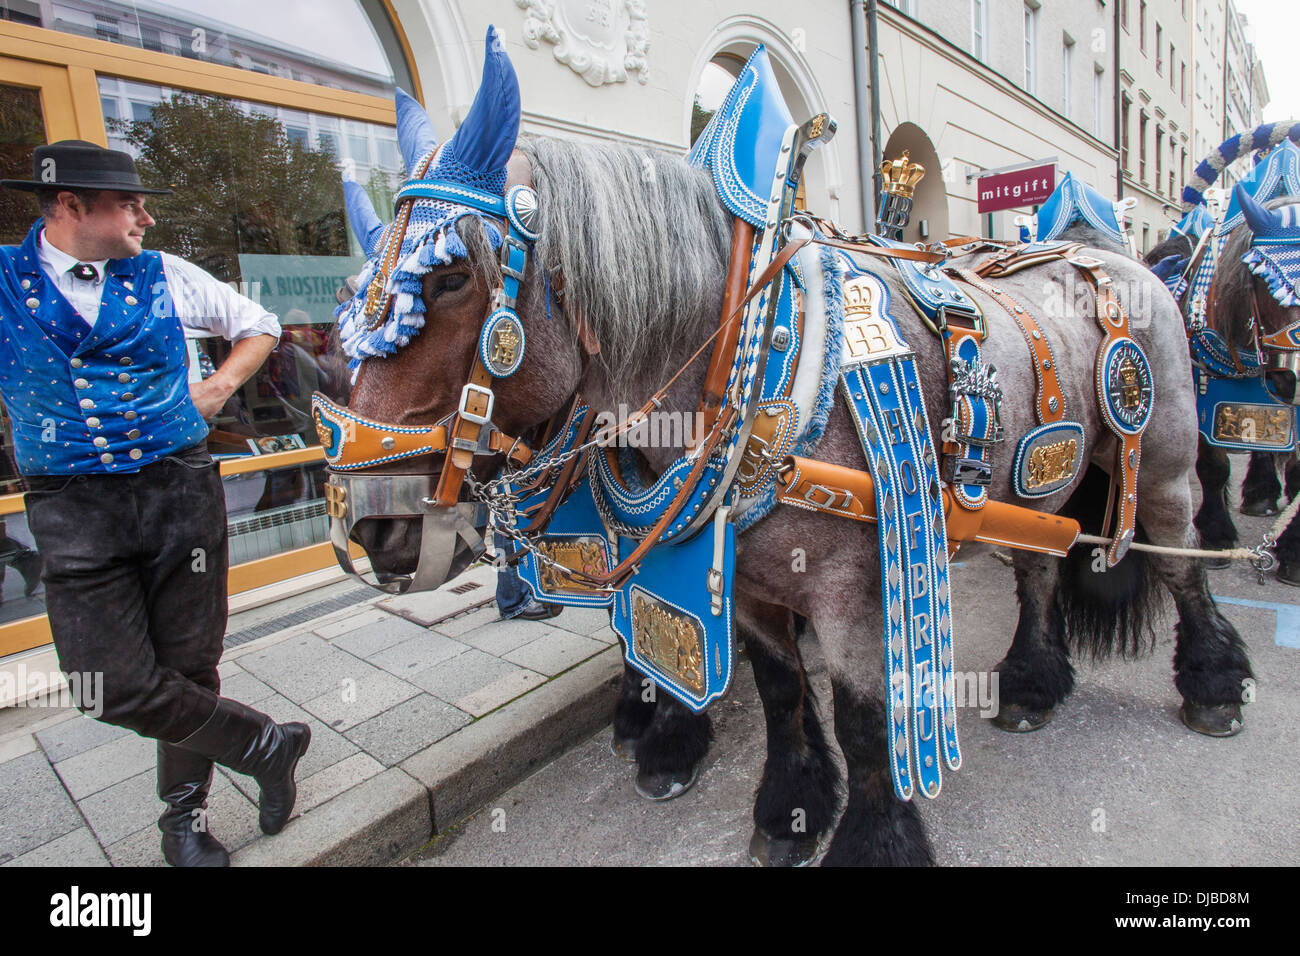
[972,0,988,62]
[1024,3,1037,94]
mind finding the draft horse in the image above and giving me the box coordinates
[319,30,1253,865]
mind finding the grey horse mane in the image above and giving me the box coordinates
[515,136,733,384]
[1212,195,1300,347]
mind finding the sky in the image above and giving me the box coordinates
[1232,0,1296,122]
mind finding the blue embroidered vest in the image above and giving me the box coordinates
[0,221,209,475]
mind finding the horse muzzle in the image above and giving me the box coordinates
[325,470,487,594]
[1265,350,1300,405]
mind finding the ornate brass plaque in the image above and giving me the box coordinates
[1025,438,1078,489]
[632,592,705,695]
[1213,403,1293,447]
[535,536,608,594]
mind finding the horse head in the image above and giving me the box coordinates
[1221,184,1300,403]
[312,27,587,592]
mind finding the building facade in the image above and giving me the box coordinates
[0,0,1273,666]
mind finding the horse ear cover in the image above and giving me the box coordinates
[395,86,439,176]
[447,25,521,177]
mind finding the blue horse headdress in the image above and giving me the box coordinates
[1035,171,1126,246]
[336,26,521,371]
[1236,180,1300,308]
[1220,138,1300,234]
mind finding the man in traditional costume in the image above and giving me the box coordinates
[0,141,312,866]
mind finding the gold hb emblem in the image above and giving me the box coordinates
[632,594,705,695]
[491,323,520,369]
[1119,357,1141,409]
[324,482,347,519]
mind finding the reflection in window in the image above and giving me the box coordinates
[27,0,405,97]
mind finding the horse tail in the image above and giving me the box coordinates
[1055,465,1162,660]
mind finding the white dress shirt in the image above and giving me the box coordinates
[37,231,281,342]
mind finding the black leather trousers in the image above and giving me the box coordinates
[24,444,228,742]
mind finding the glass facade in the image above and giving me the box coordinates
[0,0,411,627]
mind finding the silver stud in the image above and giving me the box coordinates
[127,429,140,440]
[85,417,100,428]
[124,295,137,306]
[25,297,39,309]
[129,449,142,460]
[124,411,137,420]
[74,378,89,389]
[119,357,133,366]
[20,279,30,289]
[878,381,890,394]
[1041,359,1051,369]
[100,452,113,463]
[93,437,108,448]
[1031,330,1041,339]
[380,436,395,450]
[118,372,131,383]
[79,398,94,410]
[121,393,134,401]
[123,281,133,291]
[1048,397,1059,413]
[70,358,83,368]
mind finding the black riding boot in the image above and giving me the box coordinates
[175,698,312,835]
[157,742,229,867]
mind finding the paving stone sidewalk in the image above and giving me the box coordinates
[0,563,621,867]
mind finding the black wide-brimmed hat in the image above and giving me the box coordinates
[0,140,173,195]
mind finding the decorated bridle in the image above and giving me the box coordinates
[310,132,552,593]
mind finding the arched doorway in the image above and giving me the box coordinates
[882,123,948,243]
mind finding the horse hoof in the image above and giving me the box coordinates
[609,734,638,762]
[991,705,1053,733]
[635,764,700,801]
[1276,561,1300,588]
[1239,499,1279,517]
[749,827,819,868]
[1180,701,1244,737]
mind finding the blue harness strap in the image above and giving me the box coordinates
[838,270,960,801]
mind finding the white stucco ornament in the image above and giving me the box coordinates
[516,0,650,87]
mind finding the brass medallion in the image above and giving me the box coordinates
[632,592,705,695]
[313,409,334,451]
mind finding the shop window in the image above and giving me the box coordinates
[23,0,411,97]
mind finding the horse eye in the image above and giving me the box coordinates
[435,273,469,296]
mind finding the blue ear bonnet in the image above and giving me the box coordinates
[336,26,522,372]
[1035,171,1125,246]
[1170,204,1214,242]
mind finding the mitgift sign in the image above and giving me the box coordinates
[977,161,1056,214]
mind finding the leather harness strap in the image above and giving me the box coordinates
[699,219,758,417]
[775,455,1080,556]
[952,268,1067,425]
[974,241,1084,280]
[1069,254,1147,566]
